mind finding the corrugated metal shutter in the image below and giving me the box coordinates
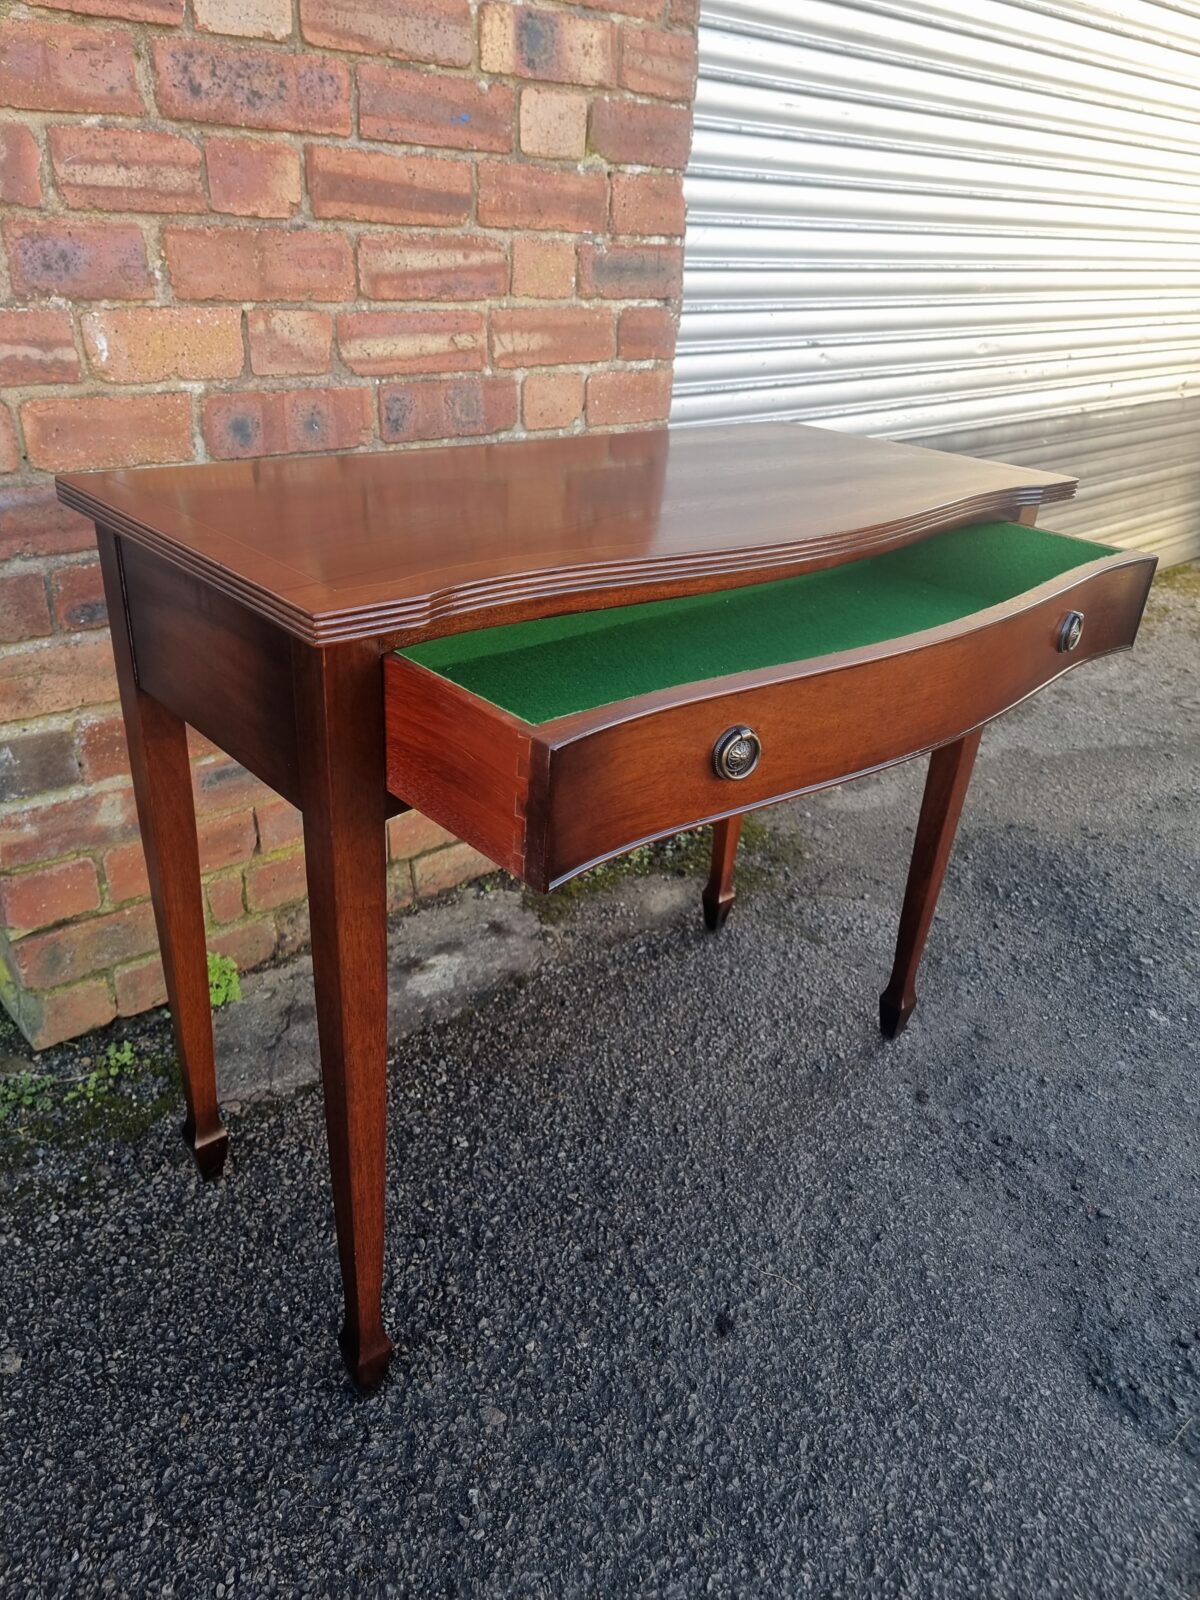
[672,0,1200,565]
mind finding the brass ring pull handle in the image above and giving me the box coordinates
[712,725,762,780]
[1058,611,1085,653]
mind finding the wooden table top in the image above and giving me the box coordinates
[57,423,1076,646]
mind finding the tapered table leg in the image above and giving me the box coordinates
[96,530,227,1177]
[293,641,393,1394]
[880,728,982,1039]
[702,814,743,932]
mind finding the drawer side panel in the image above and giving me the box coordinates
[384,656,532,879]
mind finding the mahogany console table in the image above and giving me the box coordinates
[58,423,1155,1392]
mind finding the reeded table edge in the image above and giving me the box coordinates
[57,474,1077,647]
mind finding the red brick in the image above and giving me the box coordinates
[379,377,518,443]
[187,727,222,762]
[0,481,66,552]
[0,310,80,387]
[5,218,153,302]
[586,366,673,426]
[102,840,149,905]
[245,849,307,911]
[359,232,508,302]
[206,870,247,924]
[572,0,660,14]
[48,125,204,214]
[256,797,304,852]
[204,386,372,459]
[193,757,271,814]
[26,980,116,1052]
[620,25,697,101]
[13,901,158,989]
[22,393,193,473]
[358,63,513,153]
[387,865,414,914]
[104,808,255,906]
[82,308,243,385]
[307,145,471,226]
[0,487,95,561]
[247,309,332,376]
[520,87,588,159]
[0,786,138,871]
[387,810,454,860]
[152,37,350,135]
[33,0,183,21]
[0,858,101,937]
[480,5,615,86]
[49,561,108,632]
[0,634,118,721]
[0,125,43,209]
[611,170,686,236]
[579,242,683,300]
[667,0,699,24]
[523,370,585,431]
[491,307,614,369]
[197,807,258,870]
[511,235,574,299]
[209,915,276,973]
[299,0,471,66]
[590,98,692,168]
[194,0,292,39]
[164,224,353,301]
[0,408,17,475]
[337,309,485,377]
[205,135,301,217]
[0,22,143,116]
[114,955,166,1016]
[0,571,51,644]
[77,715,128,783]
[618,304,677,361]
[413,841,494,897]
[477,161,607,233]
[0,729,80,805]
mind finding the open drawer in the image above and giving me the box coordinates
[384,521,1156,892]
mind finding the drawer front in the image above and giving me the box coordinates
[538,555,1154,886]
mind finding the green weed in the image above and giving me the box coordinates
[207,951,242,1009]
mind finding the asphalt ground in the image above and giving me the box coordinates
[0,568,1197,1598]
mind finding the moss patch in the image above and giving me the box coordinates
[0,1008,180,1182]
[523,817,774,924]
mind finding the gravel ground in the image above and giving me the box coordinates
[1,569,1197,1599]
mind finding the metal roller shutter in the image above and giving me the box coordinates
[671,0,1200,564]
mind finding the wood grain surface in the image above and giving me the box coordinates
[58,425,1076,645]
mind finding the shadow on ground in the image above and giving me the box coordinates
[0,571,1197,1598]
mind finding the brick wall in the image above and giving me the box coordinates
[0,0,699,1048]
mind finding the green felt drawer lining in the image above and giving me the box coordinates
[398,521,1116,726]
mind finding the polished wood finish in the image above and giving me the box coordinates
[96,529,228,1177]
[293,640,393,1393]
[880,729,983,1039]
[58,424,1076,645]
[702,816,742,932]
[386,551,1156,891]
[57,425,1155,1397]
[121,537,303,807]
[383,663,533,880]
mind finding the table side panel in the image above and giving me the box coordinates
[115,533,303,808]
[541,554,1155,887]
